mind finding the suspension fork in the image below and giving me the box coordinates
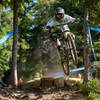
[56,34,61,47]
[63,31,70,39]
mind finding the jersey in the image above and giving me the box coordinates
[46,14,76,31]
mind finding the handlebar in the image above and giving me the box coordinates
[48,20,79,29]
[46,19,80,33]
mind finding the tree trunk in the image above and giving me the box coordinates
[84,2,89,82]
[11,0,18,87]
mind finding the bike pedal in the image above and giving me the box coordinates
[67,54,72,59]
[67,48,73,50]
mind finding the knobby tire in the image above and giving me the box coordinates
[61,33,78,76]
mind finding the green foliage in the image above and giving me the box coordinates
[88,92,100,100]
[0,0,100,81]
[78,97,87,100]
[34,72,40,79]
[0,46,11,71]
[0,6,12,72]
[80,79,100,100]
[80,82,90,96]
[69,0,85,6]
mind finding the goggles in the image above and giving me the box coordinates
[56,13,63,19]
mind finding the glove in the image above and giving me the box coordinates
[75,18,80,22]
[46,26,51,33]
[46,26,51,29]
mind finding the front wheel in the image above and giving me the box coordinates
[61,60,70,76]
[60,46,70,76]
[66,33,78,64]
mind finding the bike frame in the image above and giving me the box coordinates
[55,24,75,47]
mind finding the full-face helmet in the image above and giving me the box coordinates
[55,7,65,21]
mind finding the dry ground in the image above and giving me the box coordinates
[0,86,83,100]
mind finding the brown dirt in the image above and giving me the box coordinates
[0,87,83,100]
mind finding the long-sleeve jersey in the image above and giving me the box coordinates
[46,14,76,31]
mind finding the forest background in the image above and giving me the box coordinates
[0,0,100,81]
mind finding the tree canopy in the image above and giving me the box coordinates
[0,0,100,81]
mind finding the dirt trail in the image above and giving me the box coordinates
[0,87,83,100]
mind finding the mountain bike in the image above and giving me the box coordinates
[48,23,78,76]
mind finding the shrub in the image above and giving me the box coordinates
[80,79,100,100]
[88,92,100,100]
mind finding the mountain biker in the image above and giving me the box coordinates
[0,69,23,87]
[46,7,80,51]
[0,69,11,87]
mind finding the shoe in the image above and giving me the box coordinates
[58,46,63,51]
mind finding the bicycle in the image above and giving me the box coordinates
[48,23,78,76]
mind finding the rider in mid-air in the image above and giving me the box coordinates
[46,7,80,51]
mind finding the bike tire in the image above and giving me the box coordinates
[66,33,78,64]
[61,60,70,76]
[59,33,78,76]
[60,40,70,76]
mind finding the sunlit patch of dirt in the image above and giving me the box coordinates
[0,87,83,100]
